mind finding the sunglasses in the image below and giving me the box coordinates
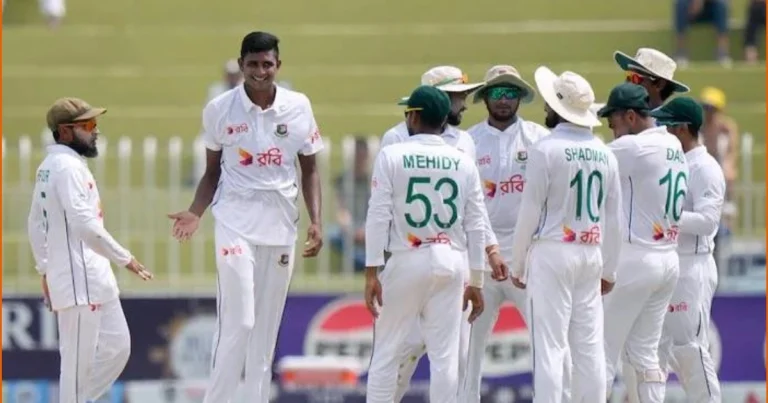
[625,71,659,85]
[486,87,522,101]
[60,119,98,132]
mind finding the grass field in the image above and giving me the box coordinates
[2,0,765,294]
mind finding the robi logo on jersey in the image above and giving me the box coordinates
[304,298,374,374]
[483,302,532,377]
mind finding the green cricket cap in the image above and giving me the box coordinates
[404,85,451,126]
[596,83,650,118]
[650,96,703,130]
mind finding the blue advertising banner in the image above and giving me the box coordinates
[3,294,765,386]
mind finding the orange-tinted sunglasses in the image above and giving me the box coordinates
[60,119,98,132]
[625,71,659,85]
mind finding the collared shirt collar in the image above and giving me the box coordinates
[637,125,669,136]
[47,143,86,163]
[553,122,593,136]
[407,134,446,145]
[483,118,520,136]
[238,84,287,113]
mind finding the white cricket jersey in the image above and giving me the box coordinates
[509,123,622,282]
[202,85,324,246]
[468,118,549,250]
[27,145,132,311]
[365,135,488,272]
[608,126,689,251]
[381,121,477,160]
[677,145,726,256]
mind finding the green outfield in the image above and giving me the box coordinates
[2,0,765,293]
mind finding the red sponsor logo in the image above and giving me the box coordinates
[310,128,321,144]
[238,148,253,166]
[226,123,249,135]
[221,245,243,256]
[483,302,532,376]
[478,155,492,166]
[499,174,525,194]
[579,225,601,245]
[483,180,497,198]
[668,301,688,312]
[304,298,375,374]
[256,147,283,167]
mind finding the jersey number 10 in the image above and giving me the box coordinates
[570,169,604,223]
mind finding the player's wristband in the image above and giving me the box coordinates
[469,270,484,288]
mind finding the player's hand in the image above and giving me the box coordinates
[488,252,509,281]
[364,270,383,318]
[41,275,51,312]
[167,211,200,242]
[511,276,526,290]
[601,279,615,295]
[303,224,323,258]
[463,286,484,323]
[125,258,153,281]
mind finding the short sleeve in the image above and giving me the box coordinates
[299,101,324,156]
[200,102,222,152]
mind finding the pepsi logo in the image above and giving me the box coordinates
[482,302,532,377]
[304,298,374,374]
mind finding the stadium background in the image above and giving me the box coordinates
[2,0,765,401]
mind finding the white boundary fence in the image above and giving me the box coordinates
[1,132,764,293]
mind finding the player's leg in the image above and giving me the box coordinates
[666,257,721,402]
[527,243,571,403]
[84,299,131,400]
[203,225,257,403]
[393,319,425,402]
[602,252,653,398]
[242,245,295,402]
[57,305,101,403]
[459,276,505,403]
[699,255,718,350]
[567,247,606,403]
[367,252,430,403]
[623,252,679,403]
[420,266,465,403]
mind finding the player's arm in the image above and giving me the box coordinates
[55,168,133,267]
[509,148,548,281]
[189,103,223,217]
[364,151,394,270]
[464,164,489,288]
[600,155,623,284]
[27,192,48,276]
[679,164,725,236]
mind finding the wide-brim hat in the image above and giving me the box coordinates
[534,66,601,128]
[397,65,484,105]
[472,65,536,104]
[614,48,690,93]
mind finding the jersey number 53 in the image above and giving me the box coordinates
[404,176,459,229]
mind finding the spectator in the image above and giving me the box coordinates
[205,59,244,104]
[329,137,371,272]
[674,0,732,67]
[699,86,739,261]
[744,0,765,63]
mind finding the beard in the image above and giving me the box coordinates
[544,111,559,129]
[446,112,461,126]
[70,136,99,158]
[406,125,415,136]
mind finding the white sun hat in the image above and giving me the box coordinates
[614,48,690,93]
[398,65,484,105]
[472,65,536,104]
[534,66,601,128]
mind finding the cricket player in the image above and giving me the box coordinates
[509,66,622,403]
[460,65,553,402]
[596,83,688,403]
[27,98,153,403]
[381,65,506,402]
[654,97,723,402]
[364,85,487,403]
[614,48,690,109]
[168,32,324,403]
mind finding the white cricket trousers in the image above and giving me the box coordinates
[527,241,605,403]
[603,244,678,403]
[203,223,295,403]
[367,245,466,403]
[57,299,131,403]
[459,247,574,403]
[658,254,721,402]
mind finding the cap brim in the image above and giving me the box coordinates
[613,50,690,93]
[437,82,484,93]
[396,97,409,106]
[534,66,602,128]
[649,108,677,121]
[75,107,107,121]
[596,105,617,118]
[472,74,537,104]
